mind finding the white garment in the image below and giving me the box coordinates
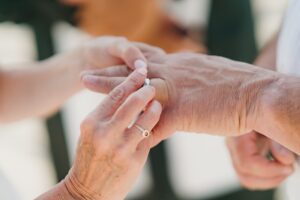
[0,170,20,200]
[277,0,300,199]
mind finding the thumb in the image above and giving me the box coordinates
[270,141,297,165]
[108,39,147,70]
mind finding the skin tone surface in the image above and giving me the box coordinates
[1,33,298,196]
[81,51,300,155]
[227,35,297,190]
[0,36,152,122]
[0,37,164,199]
[35,69,163,200]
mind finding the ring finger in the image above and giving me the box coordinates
[125,100,162,149]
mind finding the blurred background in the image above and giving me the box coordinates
[0,0,292,199]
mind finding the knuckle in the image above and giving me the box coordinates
[80,117,97,135]
[109,87,125,103]
[128,73,143,88]
[103,78,115,91]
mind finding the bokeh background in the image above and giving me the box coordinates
[0,0,293,200]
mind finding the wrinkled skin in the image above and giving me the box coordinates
[81,52,280,146]
[65,69,162,200]
[35,39,165,200]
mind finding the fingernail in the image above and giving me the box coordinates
[134,59,147,69]
[80,71,93,78]
[137,67,147,75]
[273,142,291,156]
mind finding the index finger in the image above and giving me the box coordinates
[93,67,147,118]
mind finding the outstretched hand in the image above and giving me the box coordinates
[81,52,279,146]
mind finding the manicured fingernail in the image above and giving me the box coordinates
[137,67,147,75]
[134,59,147,69]
[80,71,93,78]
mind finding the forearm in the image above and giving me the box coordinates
[0,49,83,122]
[187,55,300,154]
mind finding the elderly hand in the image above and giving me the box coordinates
[80,52,280,145]
[59,68,161,200]
[227,131,297,190]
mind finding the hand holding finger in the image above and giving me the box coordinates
[112,85,156,130]
[87,67,147,119]
[82,71,169,105]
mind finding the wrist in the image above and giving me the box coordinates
[34,180,76,200]
[57,181,77,200]
[56,48,85,90]
[245,70,282,133]
[63,171,99,200]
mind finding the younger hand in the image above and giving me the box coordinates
[80,36,146,70]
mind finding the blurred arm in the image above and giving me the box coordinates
[254,34,278,70]
[0,50,83,122]
[0,36,151,123]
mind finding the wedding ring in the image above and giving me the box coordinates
[133,124,150,138]
[144,78,151,87]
